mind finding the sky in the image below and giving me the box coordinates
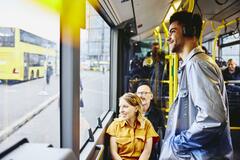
[0,0,60,43]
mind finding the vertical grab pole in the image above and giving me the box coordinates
[211,18,240,60]
[213,29,220,61]
[168,54,173,107]
[187,0,195,12]
[200,20,207,46]
[162,22,169,51]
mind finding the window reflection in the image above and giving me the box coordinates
[80,1,110,148]
[0,0,60,151]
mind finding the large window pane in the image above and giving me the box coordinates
[80,1,110,149]
[0,0,60,151]
[221,44,240,65]
[220,33,240,65]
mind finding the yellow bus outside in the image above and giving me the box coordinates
[0,27,57,82]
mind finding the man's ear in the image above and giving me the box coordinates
[150,93,153,100]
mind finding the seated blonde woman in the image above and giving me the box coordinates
[106,93,159,160]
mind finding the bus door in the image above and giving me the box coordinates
[24,53,29,80]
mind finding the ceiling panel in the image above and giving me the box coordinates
[195,0,240,41]
[195,0,240,22]
[98,0,134,25]
[110,0,134,22]
[133,0,172,34]
[131,28,155,41]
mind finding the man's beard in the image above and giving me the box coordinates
[171,43,182,53]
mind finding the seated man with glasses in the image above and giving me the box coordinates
[136,81,166,160]
[222,59,240,92]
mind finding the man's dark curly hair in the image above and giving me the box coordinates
[170,11,202,39]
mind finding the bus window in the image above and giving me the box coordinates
[27,53,46,67]
[221,45,240,65]
[0,0,60,152]
[80,1,110,149]
[220,33,240,65]
[202,40,214,55]
[0,27,15,47]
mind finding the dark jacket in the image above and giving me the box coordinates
[145,102,165,136]
[222,66,240,81]
[145,102,165,160]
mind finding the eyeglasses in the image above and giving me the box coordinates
[136,91,151,95]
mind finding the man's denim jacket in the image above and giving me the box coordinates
[160,46,233,160]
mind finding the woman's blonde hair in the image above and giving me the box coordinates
[119,93,145,127]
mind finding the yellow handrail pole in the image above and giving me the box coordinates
[162,21,173,108]
[171,3,177,12]
[153,26,162,50]
[153,29,158,42]
[211,18,240,60]
[230,127,240,130]
[199,20,207,46]
[162,22,169,37]
[182,0,189,9]
[165,51,171,110]
[212,20,226,60]
[162,22,169,51]
[187,0,195,12]
[160,0,179,109]
[211,21,218,60]
[158,28,162,50]
[212,29,220,61]
[173,54,178,98]
[211,21,218,32]
[169,54,173,107]
[217,17,240,30]
[159,33,162,50]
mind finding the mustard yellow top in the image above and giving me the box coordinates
[106,117,159,160]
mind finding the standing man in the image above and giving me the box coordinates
[46,62,53,85]
[136,81,166,160]
[160,11,233,159]
[80,79,84,108]
[149,42,166,107]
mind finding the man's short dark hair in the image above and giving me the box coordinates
[137,80,151,90]
[169,11,202,39]
[152,42,159,46]
[228,59,233,62]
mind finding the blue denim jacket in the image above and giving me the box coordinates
[160,46,233,160]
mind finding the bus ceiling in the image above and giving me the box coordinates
[92,0,240,41]
[194,0,240,42]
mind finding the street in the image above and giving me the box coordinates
[0,70,110,151]
[0,76,59,131]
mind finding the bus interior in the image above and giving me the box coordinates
[0,0,239,159]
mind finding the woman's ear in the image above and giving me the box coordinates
[135,107,138,113]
